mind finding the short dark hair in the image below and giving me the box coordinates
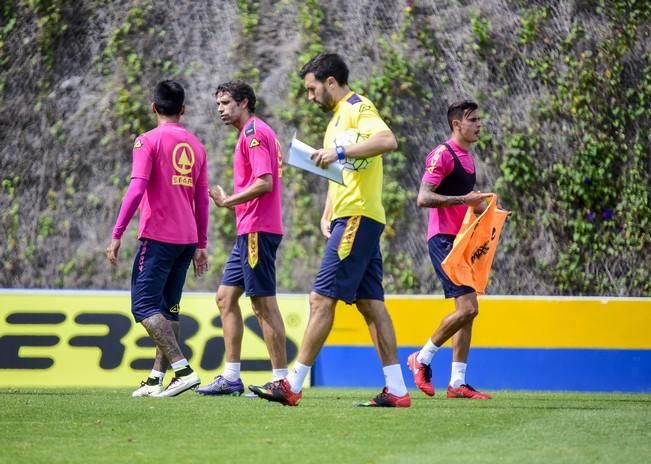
[447,100,479,131]
[153,80,185,116]
[215,80,256,113]
[298,53,349,86]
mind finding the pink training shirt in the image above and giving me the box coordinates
[421,139,476,239]
[114,122,209,246]
[232,116,284,235]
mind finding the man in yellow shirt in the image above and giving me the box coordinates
[250,53,410,407]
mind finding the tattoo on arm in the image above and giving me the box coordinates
[418,181,463,208]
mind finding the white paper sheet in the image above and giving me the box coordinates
[287,136,345,186]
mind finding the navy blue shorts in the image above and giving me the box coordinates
[221,232,282,297]
[131,239,196,323]
[428,234,475,299]
[313,216,384,305]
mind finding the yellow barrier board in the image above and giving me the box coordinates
[0,291,308,387]
[328,296,651,349]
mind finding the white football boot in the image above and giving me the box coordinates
[152,371,200,397]
[132,379,163,397]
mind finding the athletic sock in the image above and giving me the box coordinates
[171,359,192,377]
[450,362,467,388]
[150,369,165,378]
[417,339,440,365]
[287,362,310,393]
[383,364,408,396]
[223,362,241,382]
[149,369,165,381]
[148,369,165,384]
[272,368,289,381]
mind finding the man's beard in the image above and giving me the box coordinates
[317,90,334,112]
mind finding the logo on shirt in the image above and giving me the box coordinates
[172,142,195,187]
[347,94,362,105]
[426,145,446,175]
[133,139,143,149]
[471,242,491,264]
[249,138,260,148]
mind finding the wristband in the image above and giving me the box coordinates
[335,145,346,161]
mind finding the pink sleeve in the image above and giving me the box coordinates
[421,146,454,186]
[131,136,153,179]
[112,177,147,239]
[194,156,209,248]
[246,133,273,178]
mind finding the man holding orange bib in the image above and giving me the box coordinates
[408,100,493,400]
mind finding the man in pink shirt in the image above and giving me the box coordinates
[106,80,209,397]
[408,100,493,399]
[196,80,287,396]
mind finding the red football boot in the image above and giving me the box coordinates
[447,384,492,399]
[407,351,435,397]
[357,387,412,408]
[248,378,302,406]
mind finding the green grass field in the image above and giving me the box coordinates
[1,388,649,464]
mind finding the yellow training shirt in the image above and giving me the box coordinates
[324,91,391,224]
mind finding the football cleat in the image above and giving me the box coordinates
[248,378,301,406]
[357,387,411,408]
[132,378,163,397]
[407,351,435,397]
[244,381,272,398]
[152,371,200,397]
[196,375,244,396]
[447,384,492,399]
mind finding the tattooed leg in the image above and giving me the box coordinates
[152,320,180,372]
[141,313,183,365]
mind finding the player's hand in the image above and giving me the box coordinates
[320,217,332,239]
[310,148,337,169]
[193,248,209,277]
[209,185,229,208]
[106,238,121,266]
[473,202,487,215]
[462,191,492,207]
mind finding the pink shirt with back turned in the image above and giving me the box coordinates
[232,116,283,236]
[130,122,208,245]
[421,139,476,239]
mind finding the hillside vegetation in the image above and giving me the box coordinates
[1,0,649,296]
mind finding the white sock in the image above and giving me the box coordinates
[450,362,467,388]
[272,368,289,381]
[150,369,165,380]
[417,339,440,365]
[383,364,408,396]
[223,362,241,382]
[170,359,189,372]
[287,362,311,393]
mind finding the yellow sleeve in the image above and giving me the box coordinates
[353,100,391,139]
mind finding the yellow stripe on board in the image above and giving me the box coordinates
[327,296,651,349]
